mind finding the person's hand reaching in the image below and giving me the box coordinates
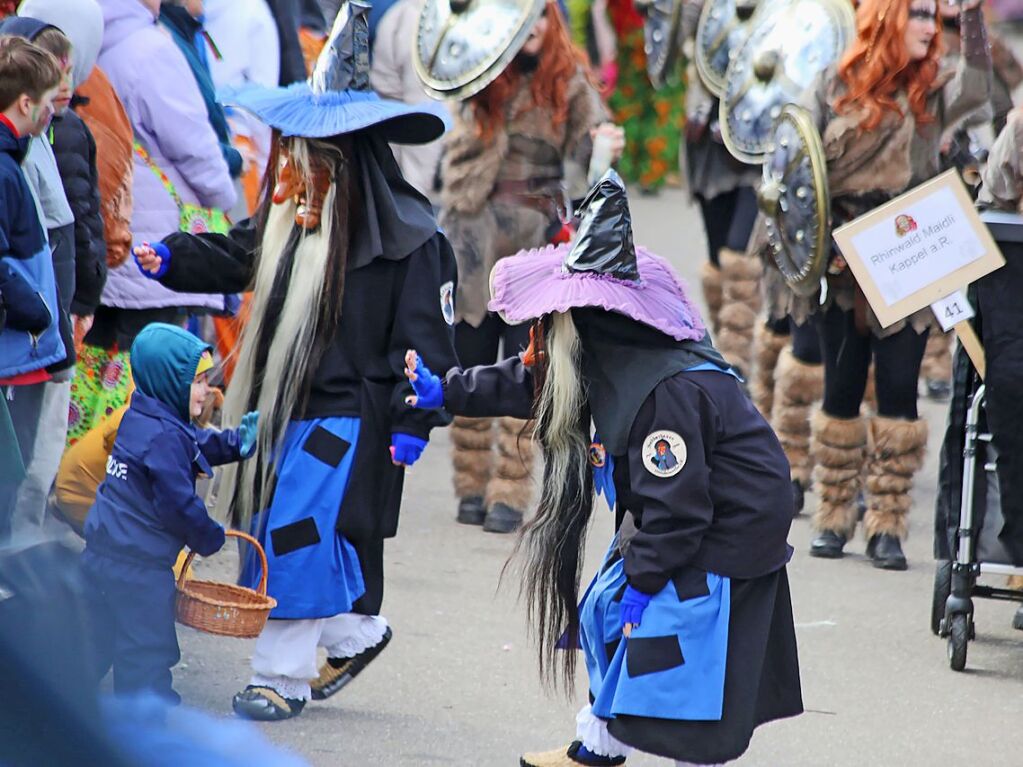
[133,241,170,279]
[403,349,444,409]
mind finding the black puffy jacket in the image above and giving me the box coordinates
[51,106,107,316]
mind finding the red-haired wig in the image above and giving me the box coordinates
[834,0,943,131]
[469,2,591,143]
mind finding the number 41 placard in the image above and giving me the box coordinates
[931,289,985,378]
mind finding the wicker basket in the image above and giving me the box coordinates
[175,530,276,639]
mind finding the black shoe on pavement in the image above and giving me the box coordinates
[483,502,523,533]
[810,530,847,559]
[310,626,393,701]
[1013,605,1023,631]
[456,496,486,525]
[232,686,306,721]
[867,534,908,570]
[791,480,805,516]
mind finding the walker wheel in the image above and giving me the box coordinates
[948,613,969,672]
[931,560,952,636]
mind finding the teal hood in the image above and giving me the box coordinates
[130,323,212,422]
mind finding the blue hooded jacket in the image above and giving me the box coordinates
[0,115,65,378]
[84,324,241,568]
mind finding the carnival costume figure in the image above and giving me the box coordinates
[683,0,764,380]
[769,0,991,568]
[405,172,802,766]
[433,0,618,533]
[134,0,458,719]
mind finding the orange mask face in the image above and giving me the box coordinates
[272,145,333,229]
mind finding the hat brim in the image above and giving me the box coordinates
[487,244,706,343]
[219,83,450,143]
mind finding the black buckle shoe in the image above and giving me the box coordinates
[232,685,306,721]
[483,502,523,533]
[791,480,805,516]
[456,496,486,525]
[810,530,847,559]
[310,626,393,700]
[867,534,908,571]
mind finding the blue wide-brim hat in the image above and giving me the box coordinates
[222,0,449,144]
[220,82,449,143]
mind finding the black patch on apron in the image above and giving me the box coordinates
[672,569,710,602]
[611,583,627,602]
[605,638,622,663]
[271,517,322,556]
[302,426,350,468]
[627,635,685,677]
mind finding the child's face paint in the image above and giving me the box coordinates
[52,61,73,116]
[28,87,59,136]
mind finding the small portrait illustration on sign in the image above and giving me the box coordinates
[894,214,917,237]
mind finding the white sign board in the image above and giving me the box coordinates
[832,170,1004,328]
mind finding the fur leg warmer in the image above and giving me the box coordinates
[863,417,929,541]
[751,325,789,419]
[716,249,763,375]
[700,261,723,335]
[451,416,493,499]
[485,417,535,512]
[771,348,824,486]
[921,329,953,383]
[811,411,867,536]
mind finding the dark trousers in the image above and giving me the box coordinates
[82,550,181,705]
[696,186,759,266]
[0,382,47,541]
[790,317,823,365]
[455,313,532,368]
[818,305,928,420]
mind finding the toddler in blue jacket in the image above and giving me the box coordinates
[83,323,257,704]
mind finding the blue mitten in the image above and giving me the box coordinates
[135,241,171,279]
[391,432,427,467]
[405,353,443,409]
[620,585,653,630]
[239,411,259,458]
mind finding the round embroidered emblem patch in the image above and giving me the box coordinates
[439,280,455,325]
[642,430,687,478]
[589,442,607,468]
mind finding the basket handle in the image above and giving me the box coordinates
[176,529,269,596]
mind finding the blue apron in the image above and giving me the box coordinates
[579,542,730,722]
[241,417,365,619]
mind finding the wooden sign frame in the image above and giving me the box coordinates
[831,169,1004,330]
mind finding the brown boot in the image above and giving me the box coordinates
[751,324,789,419]
[716,248,763,376]
[864,417,928,570]
[771,349,824,509]
[700,261,723,335]
[921,329,953,400]
[451,416,493,525]
[484,416,534,533]
[809,412,867,558]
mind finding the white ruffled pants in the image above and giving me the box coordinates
[575,705,724,767]
[249,613,388,700]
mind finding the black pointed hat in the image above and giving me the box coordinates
[563,169,640,282]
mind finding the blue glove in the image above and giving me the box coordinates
[404,351,443,409]
[135,241,171,279]
[391,432,427,467]
[239,411,259,458]
[620,585,652,632]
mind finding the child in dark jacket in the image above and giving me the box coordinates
[0,35,65,539]
[82,322,258,704]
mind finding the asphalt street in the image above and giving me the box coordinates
[175,188,1023,766]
